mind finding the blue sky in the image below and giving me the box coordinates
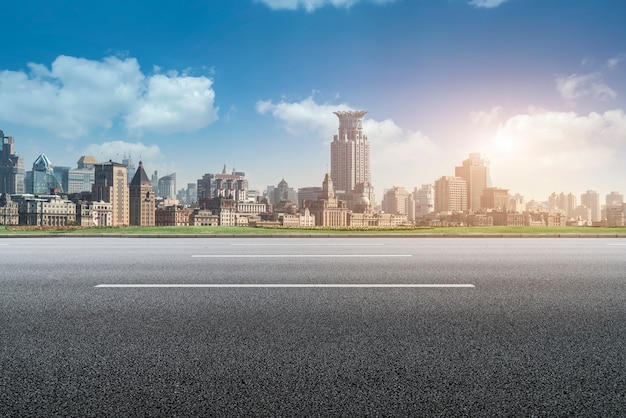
[1,0,625,201]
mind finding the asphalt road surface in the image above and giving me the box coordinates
[1,237,625,417]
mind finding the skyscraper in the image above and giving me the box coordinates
[455,153,488,211]
[0,130,25,194]
[580,190,600,222]
[330,111,370,193]
[93,161,129,226]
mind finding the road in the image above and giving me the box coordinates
[1,237,625,416]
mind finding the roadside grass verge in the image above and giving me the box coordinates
[2,225,626,236]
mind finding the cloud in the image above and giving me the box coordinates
[83,141,164,164]
[126,73,218,134]
[486,108,626,198]
[468,0,508,9]
[606,53,626,70]
[256,0,395,12]
[256,96,350,136]
[0,55,218,138]
[555,73,617,104]
[256,96,441,189]
[469,106,502,126]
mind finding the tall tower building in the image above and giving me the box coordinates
[130,161,155,226]
[455,153,488,210]
[331,111,370,193]
[0,130,25,194]
[93,161,129,226]
[580,190,600,222]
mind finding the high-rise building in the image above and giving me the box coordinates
[158,173,176,199]
[606,191,624,207]
[381,186,410,216]
[330,111,370,194]
[580,190,601,222]
[122,154,136,184]
[455,153,488,210]
[434,176,467,213]
[0,130,25,194]
[481,187,509,210]
[67,156,97,194]
[93,161,129,226]
[130,161,155,226]
[197,166,248,202]
[25,154,64,194]
[414,184,434,217]
[270,179,297,205]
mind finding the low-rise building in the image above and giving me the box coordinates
[14,194,76,226]
[0,193,19,225]
[155,206,192,226]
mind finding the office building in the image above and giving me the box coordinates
[455,153,488,210]
[158,173,176,199]
[580,190,601,222]
[381,186,411,217]
[414,184,434,217]
[67,156,97,194]
[270,179,297,206]
[26,154,64,194]
[0,131,25,194]
[93,161,129,226]
[330,111,370,193]
[197,166,249,202]
[481,187,509,210]
[434,176,467,213]
[130,161,155,226]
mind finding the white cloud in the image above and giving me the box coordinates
[606,53,625,70]
[256,0,395,12]
[256,96,351,136]
[469,106,502,126]
[468,0,508,9]
[555,73,617,103]
[126,73,218,134]
[0,55,218,138]
[486,108,626,198]
[256,96,441,189]
[83,141,164,164]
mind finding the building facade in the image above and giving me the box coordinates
[129,161,155,226]
[0,131,25,195]
[455,153,488,210]
[308,173,349,227]
[158,173,176,199]
[481,187,509,211]
[434,176,467,214]
[330,111,370,194]
[93,161,129,226]
[197,166,249,202]
[0,193,19,225]
[580,190,601,222]
[414,184,434,217]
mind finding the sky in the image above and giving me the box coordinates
[1,0,625,202]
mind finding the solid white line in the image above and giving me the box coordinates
[229,243,384,246]
[95,284,474,288]
[191,254,411,258]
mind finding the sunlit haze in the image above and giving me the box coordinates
[1,0,625,201]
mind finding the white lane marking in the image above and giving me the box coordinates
[191,254,411,258]
[229,243,384,246]
[95,284,474,288]
[606,243,626,246]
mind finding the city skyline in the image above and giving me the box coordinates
[1,1,625,201]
